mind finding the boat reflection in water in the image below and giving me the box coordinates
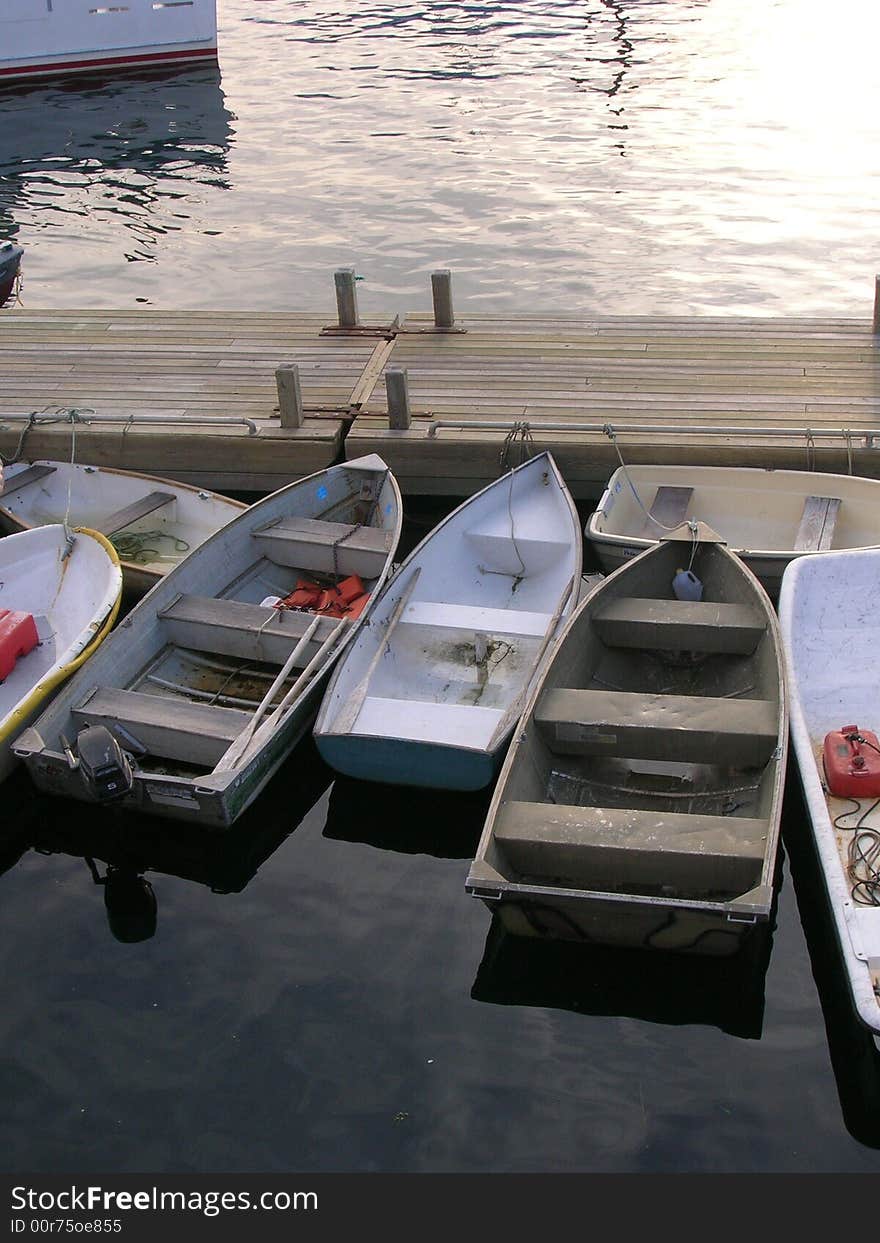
[0,64,232,273]
[0,740,333,943]
[783,781,880,1148]
[323,774,490,861]
[471,902,775,1042]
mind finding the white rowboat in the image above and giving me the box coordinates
[0,460,246,598]
[0,525,122,784]
[779,550,880,1038]
[587,465,880,596]
[314,452,582,791]
[14,456,401,827]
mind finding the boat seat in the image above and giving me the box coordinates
[72,687,251,768]
[96,491,176,537]
[534,688,778,767]
[400,599,553,638]
[493,800,766,898]
[793,494,841,552]
[0,463,57,498]
[463,530,570,575]
[639,485,693,537]
[592,597,765,655]
[158,593,345,666]
[350,695,505,748]
[251,517,393,578]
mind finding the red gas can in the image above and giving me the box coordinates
[0,609,38,681]
[823,724,880,798]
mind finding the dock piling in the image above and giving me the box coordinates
[334,267,360,328]
[275,364,304,428]
[873,275,880,335]
[431,269,455,329]
[385,368,411,429]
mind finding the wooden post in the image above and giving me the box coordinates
[873,274,880,335]
[386,367,411,429]
[431,269,455,328]
[334,267,359,328]
[275,364,304,428]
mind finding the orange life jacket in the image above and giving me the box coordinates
[274,574,370,620]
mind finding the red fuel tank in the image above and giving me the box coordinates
[823,725,880,798]
[0,609,38,681]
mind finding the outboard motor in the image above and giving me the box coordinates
[76,725,134,802]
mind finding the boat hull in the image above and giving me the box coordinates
[315,452,582,792]
[0,526,122,780]
[587,465,880,598]
[467,526,787,955]
[487,891,755,957]
[779,549,880,1037]
[15,456,401,828]
[0,1,217,83]
[0,460,246,599]
[316,732,501,792]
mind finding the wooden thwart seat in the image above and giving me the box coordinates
[158,593,344,665]
[793,494,840,552]
[639,485,693,537]
[400,599,552,638]
[0,463,57,498]
[494,799,766,897]
[535,687,778,767]
[593,597,765,655]
[350,695,505,747]
[251,517,393,578]
[96,490,175,537]
[72,687,251,768]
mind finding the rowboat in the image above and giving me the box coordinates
[0,0,217,84]
[586,465,880,596]
[0,524,122,784]
[0,460,246,597]
[314,452,582,792]
[779,550,880,1038]
[466,522,787,955]
[14,456,401,828]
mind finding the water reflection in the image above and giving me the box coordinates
[323,773,488,860]
[0,65,232,268]
[0,739,332,942]
[784,784,880,1149]
[472,907,773,1040]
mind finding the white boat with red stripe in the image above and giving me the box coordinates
[0,0,217,84]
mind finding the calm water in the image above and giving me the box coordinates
[2,0,880,1174]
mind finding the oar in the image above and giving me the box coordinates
[331,566,422,735]
[213,612,322,773]
[216,615,347,772]
[485,573,577,751]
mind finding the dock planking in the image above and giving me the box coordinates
[2,306,880,496]
[346,313,880,495]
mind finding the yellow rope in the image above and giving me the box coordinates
[0,528,122,747]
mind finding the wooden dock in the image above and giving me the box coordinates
[2,294,880,497]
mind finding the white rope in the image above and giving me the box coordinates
[603,425,698,539]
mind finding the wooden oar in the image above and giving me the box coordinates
[485,573,577,751]
[213,612,322,773]
[331,566,422,735]
[218,615,348,772]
